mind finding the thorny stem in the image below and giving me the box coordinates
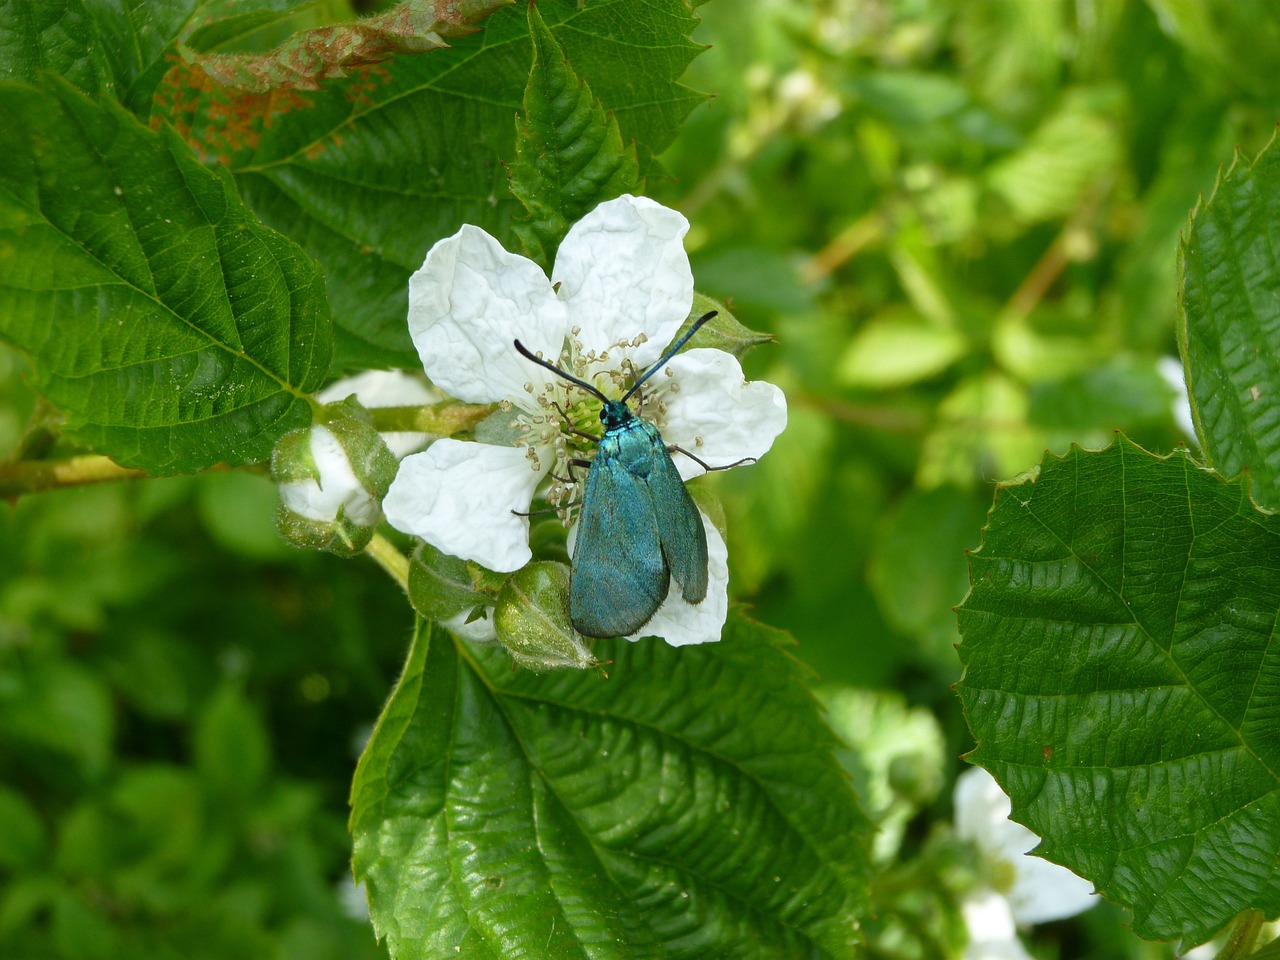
[364,531,410,592]
[0,455,147,499]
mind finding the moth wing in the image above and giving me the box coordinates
[645,427,709,605]
[570,446,669,638]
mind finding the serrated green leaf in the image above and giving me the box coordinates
[0,78,331,474]
[351,616,872,959]
[956,435,1280,945]
[156,0,706,368]
[509,3,641,267]
[1180,133,1280,511]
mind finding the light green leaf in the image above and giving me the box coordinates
[837,313,967,389]
[157,0,706,368]
[351,616,872,959]
[986,89,1121,224]
[956,435,1280,945]
[1180,133,1280,511]
[0,78,331,474]
[509,3,641,267]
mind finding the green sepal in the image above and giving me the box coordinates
[508,3,642,269]
[408,541,494,622]
[275,500,376,557]
[321,397,400,503]
[675,293,776,360]
[494,561,598,671]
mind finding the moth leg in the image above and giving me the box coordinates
[510,457,593,516]
[667,445,757,475]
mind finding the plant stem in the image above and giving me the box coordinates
[367,403,496,435]
[0,455,147,499]
[365,531,410,592]
[1215,909,1266,960]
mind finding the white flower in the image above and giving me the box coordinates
[383,195,787,646]
[955,767,1097,959]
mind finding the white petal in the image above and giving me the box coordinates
[317,369,440,407]
[628,512,728,646]
[658,349,789,481]
[553,195,693,369]
[278,425,378,525]
[409,225,567,404]
[443,607,498,642]
[961,892,1034,960]
[382,439,549,572]
[954,768,1096,925]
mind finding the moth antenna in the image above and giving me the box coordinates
[513,340,608,402]
[623,311,717,402]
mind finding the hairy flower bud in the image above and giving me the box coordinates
[272,398,399,556]
[493,562,598,670]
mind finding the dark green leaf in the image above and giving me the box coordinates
[956,435,1280,944]
[351,616,872,959]
[0,0,114,95]
[155,0,706,368]
[509,3,641,267]
[194,683,270,801]
[0,78,331,474]
[1180,133,1280,510]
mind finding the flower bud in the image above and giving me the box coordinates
[272,398,399,556]
[409,541,495,628]
[493,562,598,670]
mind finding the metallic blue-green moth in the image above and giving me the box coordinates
[515,311,724,638]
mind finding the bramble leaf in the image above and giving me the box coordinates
[509,3,641,268]
[0,78,331,473]
[155,0,706,368]
[351,615,872,959]
[956,435,1280,945]
[1180,132,1280,511]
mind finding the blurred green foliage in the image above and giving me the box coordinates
[3,0,1278,956]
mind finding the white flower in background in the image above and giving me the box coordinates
[382,194,787,646]
[955,767,1097,960]
[1157,356,1198,447]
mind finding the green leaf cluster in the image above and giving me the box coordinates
[7,0,1280,957]
[956,105,1280,951]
